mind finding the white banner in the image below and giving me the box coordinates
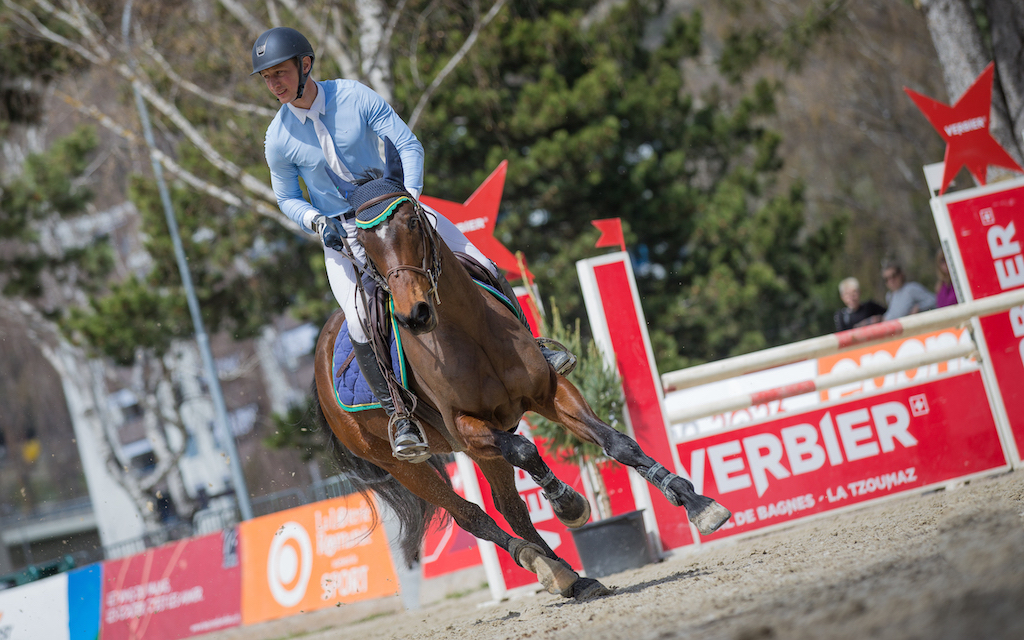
[0,574,70,640]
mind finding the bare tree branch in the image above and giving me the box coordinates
[407,0,508,131]
[55,90,304,235]
[116,61,277,201]
[408,0,441,90]
[277,0,359,80]
[140,37,278,118]
[133,351,187,494]
[11,1,280,205]
[217,0,266,39]
[3,0,108,64]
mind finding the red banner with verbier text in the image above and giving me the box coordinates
[674,372,1006,540]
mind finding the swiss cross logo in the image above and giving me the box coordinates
[909,394,930,417]
[980,208,996,226]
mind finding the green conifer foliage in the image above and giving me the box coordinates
[0,127,113,300]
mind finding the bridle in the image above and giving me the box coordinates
[356,193,443,306]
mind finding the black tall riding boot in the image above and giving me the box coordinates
[494,275,577,376]
[351,340,430,463]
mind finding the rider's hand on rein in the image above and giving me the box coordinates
[313,214,348,251]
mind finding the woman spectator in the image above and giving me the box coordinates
[935,249,958,308]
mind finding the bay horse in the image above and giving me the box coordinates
[311,139,731,599]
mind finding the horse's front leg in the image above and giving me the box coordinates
[384,460,588,598]
[539,377,731,536]
[489,429,591,529]
[458,414,586,545]
[471,455,560,555]
[457,416,610,599]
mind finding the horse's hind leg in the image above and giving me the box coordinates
[490,429,591,529]
[542,377,731,535]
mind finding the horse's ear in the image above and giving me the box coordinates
[325,165,357,200]
[383,137,404,185]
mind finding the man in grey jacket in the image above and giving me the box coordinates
[882,262,936,320]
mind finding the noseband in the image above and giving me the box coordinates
[357,193,443,305]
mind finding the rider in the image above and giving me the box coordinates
[253,27,574,462]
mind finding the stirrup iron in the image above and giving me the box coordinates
[388,414,431,464]
[537,337,577,376]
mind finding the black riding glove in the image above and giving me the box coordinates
[312,214,348,251]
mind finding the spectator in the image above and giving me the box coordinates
[935,249,958,307]
[834,277,886,331]
[882,262,936,320]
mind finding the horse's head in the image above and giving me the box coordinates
[327,138,440,334]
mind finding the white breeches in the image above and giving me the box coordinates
[324,203,498,343]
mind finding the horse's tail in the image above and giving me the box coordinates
[310,381,450,568]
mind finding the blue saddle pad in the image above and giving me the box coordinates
[332,318,407,412]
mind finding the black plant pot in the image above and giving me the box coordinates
[570,509,654,578]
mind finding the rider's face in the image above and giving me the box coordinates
[260,59,302,104]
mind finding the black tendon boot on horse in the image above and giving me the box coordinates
[351,341,430,463]
[494,276,577,376]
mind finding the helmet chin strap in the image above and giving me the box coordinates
[295,55,311,100]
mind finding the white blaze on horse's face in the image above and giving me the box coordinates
[365,203,438,335]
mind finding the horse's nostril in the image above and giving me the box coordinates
[412,302,431,325]
[397,302,436,334]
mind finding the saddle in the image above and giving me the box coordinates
[334,253,522,451]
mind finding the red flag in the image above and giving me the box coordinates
[904,62,1023,194]
[592,218,625,252]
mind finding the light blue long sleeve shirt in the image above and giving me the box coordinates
[264,79,424,232]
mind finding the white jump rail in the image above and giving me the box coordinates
[666,341,976,425]
[661,287,1024,393]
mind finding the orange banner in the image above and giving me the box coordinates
[817,327,972,402]
[240,493,399,625]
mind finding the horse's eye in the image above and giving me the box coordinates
[408,216,419,230]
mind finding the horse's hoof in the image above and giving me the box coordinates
[513,542,579,596]
[570,577,612,600]
[690,500,731,535]
[534,554,579,596]
[551,490,591,529]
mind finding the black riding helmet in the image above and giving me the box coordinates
[251,27,315,100]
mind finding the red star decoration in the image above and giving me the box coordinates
[904,62,1023,194]
[420,161,532,282]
